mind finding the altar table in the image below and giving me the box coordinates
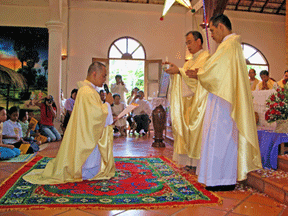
[258,130,288,169]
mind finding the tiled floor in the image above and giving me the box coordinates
[0,132,287,216]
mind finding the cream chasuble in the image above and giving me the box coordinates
[250,78,259,91]
[197,35,262,182]
[170,50,209,164]
[23,80,115,185]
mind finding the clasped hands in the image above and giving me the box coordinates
[163,62,199,79]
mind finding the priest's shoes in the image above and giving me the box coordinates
[205,185,236,192]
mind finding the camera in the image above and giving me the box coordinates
[47,99,53,104]
[45,95,54,104]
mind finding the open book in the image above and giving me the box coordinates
[117,103,139,119]
[29,117,38,131]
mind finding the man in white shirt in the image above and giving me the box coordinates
[131,90,152,136]
[110,75,129,103]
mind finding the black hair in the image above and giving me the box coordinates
[0,107,5,112]
[70,88,78,98]
[115,75,122,79]
[113,93,121,99]
[284,70,288,74]
[99,90,105,94]
[8,106,19,115]
[43,95,56,117]
[27,110,34,114]
[249,69,256,73]
[260,70,269,76]
[210,14,232,31]
[185,31,203,45]
[19,109,28,121]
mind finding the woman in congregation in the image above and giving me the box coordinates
[34,95,62,142]
[62,88,78,133]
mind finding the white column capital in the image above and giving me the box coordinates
[45,21,65,33]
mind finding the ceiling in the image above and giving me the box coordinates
[0,0,285,15]
[93,0,286,15]
[226,0,286,15]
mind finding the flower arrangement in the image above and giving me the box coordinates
[265,83,288,123]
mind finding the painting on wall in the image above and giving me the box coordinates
[0,26,49,110]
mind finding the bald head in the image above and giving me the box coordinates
[86,61,108,87]
[87,61,106,75]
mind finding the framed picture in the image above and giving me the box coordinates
[158,69,170,98]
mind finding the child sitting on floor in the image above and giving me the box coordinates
[111,94,127,136]
[19,109,42,145]
[2,106,39,154]
[0,107,21,160]
[27,110,51,143]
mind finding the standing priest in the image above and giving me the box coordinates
[165,31,209,170]
[187,14,262,191]
[23,62,115,185]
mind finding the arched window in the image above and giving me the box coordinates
[242,43,269,79]
[108,37,146,97]
[108,37,146,59]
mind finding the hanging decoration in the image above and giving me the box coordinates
[160,0,195,20]
[202,0,211,51]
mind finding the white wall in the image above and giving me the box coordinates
[0,4,50,27]
[227,11,286,81]
[66,1,187,92]
[185,10,286,81]
[0,1,286,92]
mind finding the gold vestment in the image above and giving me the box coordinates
[23,80,115,185]
[257,79,275,90]
[170,50,209,159]
[198,35,262,181]
[250,78,259,91]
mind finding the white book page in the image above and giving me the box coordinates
[117,103,139,119]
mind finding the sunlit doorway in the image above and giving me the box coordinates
[109,59,144,98]
[108,37,146,99]
[93,37,162,101]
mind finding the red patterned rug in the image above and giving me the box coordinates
[0,156,221,211]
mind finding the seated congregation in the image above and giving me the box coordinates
[0,95,62,160]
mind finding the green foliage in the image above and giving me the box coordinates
[247,65,268,80]
[109,60,145,98]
